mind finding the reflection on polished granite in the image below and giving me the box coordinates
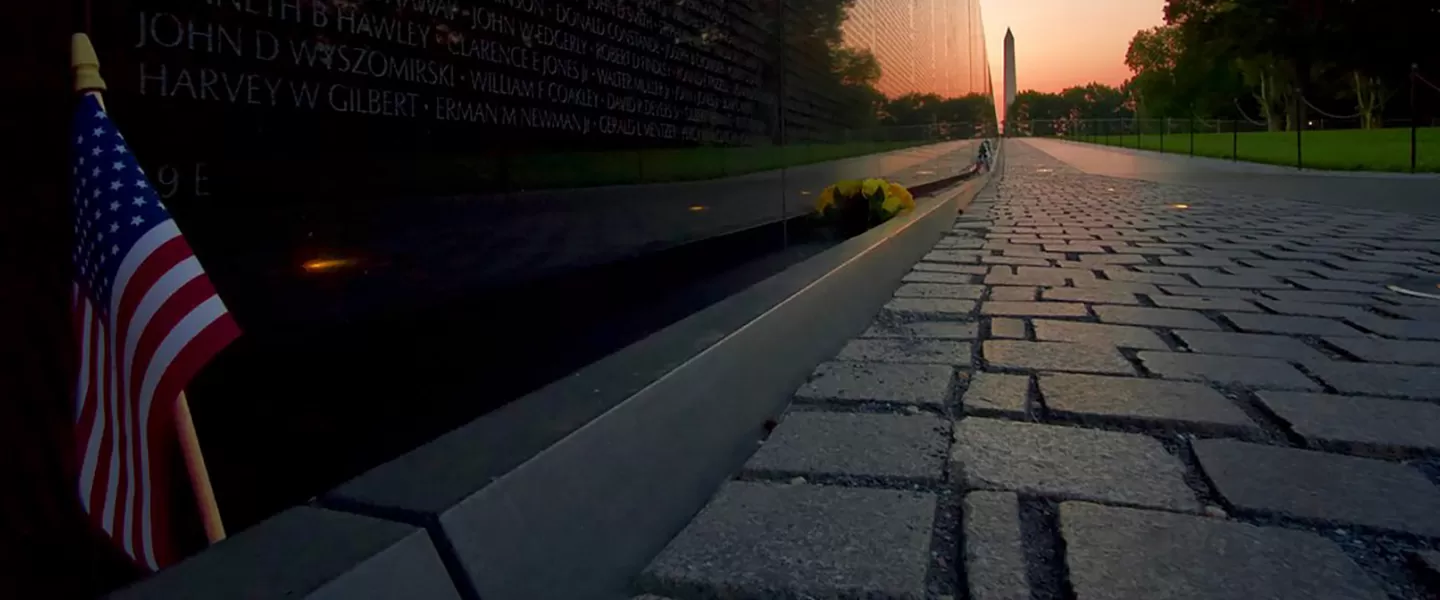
[225,140,981,328]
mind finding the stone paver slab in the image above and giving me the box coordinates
[1194,439,1440,537]
[1255,391,1440,454]
[1223,313,1366,337]
[1039,373,1256,434]
[1304,361,1440,398]
[1032,320,1168,350]
[1345,315,1440,340]
[882,298,977,319]
[746,412,948,480]
[639,482,935,599]
[923,250,982,264]
[1323,336,1440,366]
[988,286,1039,301]
[901,271,976,284]
[989,318,1026,339]
[1172,330,1330,362]
[1061,502,1387,600]
[1138,352,1321,390]
[1256,300,1369,319]
[962,372,1031,417]
[796,362,953,406]
[984,341,1136,375]
[951,419,1198,511]
[837,339,970,365]
[963,492,1030,600]
[1041,287,1142,305]
[1094,305,1220,330]
[861,320,978,340]
[981,301,1090,317]
[914,262,988,275]
[894,283,985,299]
[1147,295,1261,312]
[1160,286,1265,299]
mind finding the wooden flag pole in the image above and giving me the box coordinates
[71,33,227,545]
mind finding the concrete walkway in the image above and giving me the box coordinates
[631,139,1440,599]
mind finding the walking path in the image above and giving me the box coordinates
[634,139,1440,600]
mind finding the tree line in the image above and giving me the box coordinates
[1009,0,1440,132]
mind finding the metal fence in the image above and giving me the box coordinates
[1006,68,1440,174]
[1010,116,1439,174]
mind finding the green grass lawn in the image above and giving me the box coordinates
[1071,127,1440,173]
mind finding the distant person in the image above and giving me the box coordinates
[977,140,994,172]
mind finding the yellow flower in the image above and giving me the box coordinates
[836,179,862,197]
[885,182,915,211]
[815,185,837,215]
[862,178,887,198]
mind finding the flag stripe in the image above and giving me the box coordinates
[77,302,104,512]
[72,95,238,570]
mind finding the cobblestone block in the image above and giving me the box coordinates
[1189,272,1294,289]
[1194,439,1440,537]
[1224,313,1366,336]
[989,318,1026,339]
[883,298,977,319]
[1260,249,1344,261]
[1071,254,1149,266]
[1032,320,1168,350]
[862,321,978,340]
[1041,287,1142,305]
[796,362,953,406]
[1263,290,1374,304]
[1161,256,1237,267]
[1344,315,1440,340]
[1172,330,1330,362]
[1106,245,1178,255]
[895,283,986,299]
[1322,260,1425,276]
[988,286,1038,301]
[1381,305,1440,321]
[935,237,986,249]
[983,255,1053,267]
[901,271,976,284]
[1100,269,1190,286]
[963,492,1030,600]
[1160,286,1264,299]
[1304,361,1440,398]
[1138,352,1320,390]
[984,341,1136,375]
[1044,243,1109,253]
[982,301,1090,318]
[1256,300,1370,319]
[914,262,988,275]
[1039,373,1256,433]
[1070,280,1167,293]
[838,339,971,365]
[1061,502,1388,600]
[1323,336,1440,365]
[1302,267,1393,282]
[1147,295,1261,312]
[951,419,1198,511]
[923,250,983,264]
[961,372,1031,417]
[1288,277,1381,292]
[745,412,948,480]
[639,482,935,599]
[1094,305,1220,330]
[1254,391,1440,454]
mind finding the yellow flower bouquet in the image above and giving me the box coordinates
[814,178,916,235]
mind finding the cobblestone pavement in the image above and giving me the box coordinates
[635,140,1440,599]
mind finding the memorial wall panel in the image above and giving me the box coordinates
[70,0,999,565]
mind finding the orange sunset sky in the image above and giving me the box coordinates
[981,0,1166,96]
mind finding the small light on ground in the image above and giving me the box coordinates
[1171,203,1190,209]
[688,205,708,212]
[799,190,812,195]
[302,258,358,273]
[916,170,935,175]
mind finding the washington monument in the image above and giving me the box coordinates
[1003,28,1016,131]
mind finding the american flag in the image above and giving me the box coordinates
[70,94,240,570]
